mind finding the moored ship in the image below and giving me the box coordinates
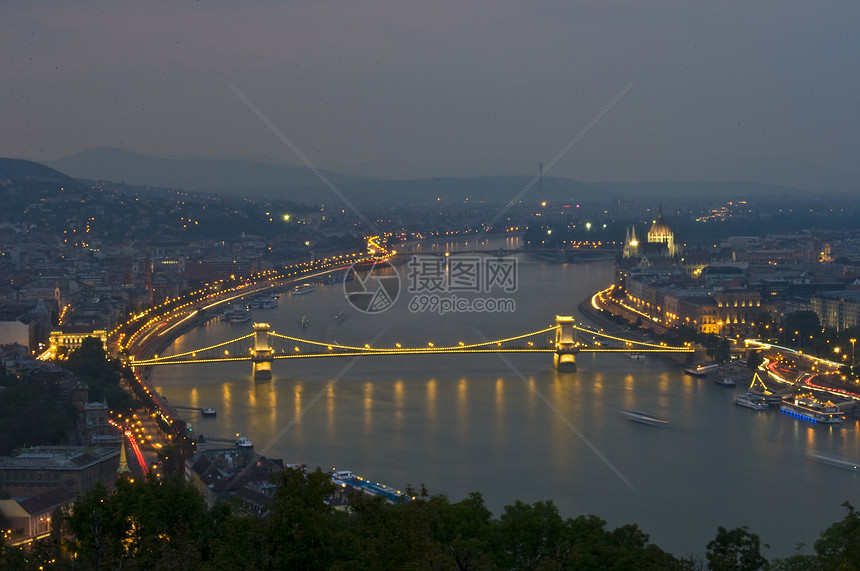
[228,304,252,323]
[291,283,316,295]
[235,435,253,448]
[781,394,844,424]
[734,393,767,411]
[260,295,278,308]
[684,363,719,376]
[331,469,407,503]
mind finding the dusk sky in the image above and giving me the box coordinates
[3,1,859,189]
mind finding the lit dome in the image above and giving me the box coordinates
[648,217,673,238]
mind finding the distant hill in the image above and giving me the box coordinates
[0,157,81,188]
[589,180,810,200]
[44,147,597,206]
[45,147,366,199]
[36,146,822,209]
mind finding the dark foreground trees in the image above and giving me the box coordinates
[3,467,860,570]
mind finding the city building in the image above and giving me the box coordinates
[48,325,107,355]
[0,446,120,495]
[811,290,860,332]
[0,487,73,542]
[621,205,681,267]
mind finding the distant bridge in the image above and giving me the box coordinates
[130,316,693,380]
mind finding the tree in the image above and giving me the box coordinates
[65,474,215,569]
[65,336,114,381]
[265,465,344,569]
[706,525,768,570]
[715,338,732,363]
[812,501,860,569]
[747,351,764,371]
[64,336,138,412]
[490,500,570,569]
[431,492,494,570]
[784,311,820,342]
[754,311,775,339]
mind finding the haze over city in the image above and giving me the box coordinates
[3,1,859,189]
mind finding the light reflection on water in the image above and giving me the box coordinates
[151,256,860,557]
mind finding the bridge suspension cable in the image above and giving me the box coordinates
[267,325,559,353]
[130,319,692,367]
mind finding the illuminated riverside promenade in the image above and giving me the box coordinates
[112,249,388,359]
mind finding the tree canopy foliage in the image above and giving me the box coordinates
[0,366,77,455]
[3,466,860,570]
[64,336,138,413]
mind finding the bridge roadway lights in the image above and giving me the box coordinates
[554,315,578,372]
[252,322,274,381]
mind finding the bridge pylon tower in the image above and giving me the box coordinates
[252,323,274,380]
[554,316,578,371]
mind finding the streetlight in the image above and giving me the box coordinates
[851,338,856,368]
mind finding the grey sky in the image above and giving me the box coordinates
[3,1,858,189]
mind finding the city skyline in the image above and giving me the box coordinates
[3,1,859,191]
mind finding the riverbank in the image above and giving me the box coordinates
[578,296,697,367]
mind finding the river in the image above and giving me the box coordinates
[150,241,860,558]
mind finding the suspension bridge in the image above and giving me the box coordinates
[129,316,694,380]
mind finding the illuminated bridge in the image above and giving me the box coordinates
[130,317,694,380]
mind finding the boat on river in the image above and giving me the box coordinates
[201,407,216,417]
[619,409,669,426]
[734,393,767,410]
[291,284,316,295]
[227,304,252,323]
[625,352,646,360]
[331,469,406,503]
[260,295,278,308]
[781,394,844,424]
[685,363,719,376]
[812,453,860,470]
[714,375,741,387]
[235,435,253,448]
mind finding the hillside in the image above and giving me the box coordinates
[34,147,825,209]
[0,157,81,188]
[45,147,364,199]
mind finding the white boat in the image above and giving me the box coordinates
[625,352,646,360]
[291,284,316,295]
[734,393,767,410]
[714,375,741,387]
[227,303,252,323]
[201,407,216,417]
[235,435,253,448]
[260,296,278,308]
[812,453,859,470]
[781,395,845,424]
[619,409,669,426]
[684,363,719,376]
[229,310,252,323]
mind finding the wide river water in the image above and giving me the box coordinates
[151,239,860,558]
